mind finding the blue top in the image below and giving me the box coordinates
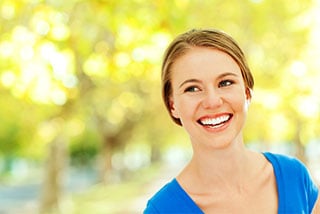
[144,152,319,213]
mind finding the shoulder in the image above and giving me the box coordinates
[263,152,300,164]
[263,152,315,186]
[146,179,177,205]
[263,152,319,212]
[143,178,203,213]
[143,179,181,213]
[263,152,305,173]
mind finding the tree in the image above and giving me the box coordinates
[0,0,319,213]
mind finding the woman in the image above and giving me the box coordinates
[144,29,319,213]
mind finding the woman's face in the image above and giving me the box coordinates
[169,47,250,150]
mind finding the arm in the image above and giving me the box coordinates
[143,202,159,214]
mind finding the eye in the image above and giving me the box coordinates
[219,80,234,88]
[184,86,200,93]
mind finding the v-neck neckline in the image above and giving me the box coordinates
[173,152,281,213]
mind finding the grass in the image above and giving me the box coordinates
[56,164,165,214]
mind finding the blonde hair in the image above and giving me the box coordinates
[161,29,254,125]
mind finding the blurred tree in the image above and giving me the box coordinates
[0,0,319,213]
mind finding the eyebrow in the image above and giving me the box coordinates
[178,72,238,89]
[179,79,201,89]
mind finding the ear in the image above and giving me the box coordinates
[169,97,180,119]
[246,88,253,100]
[245,88,252,107]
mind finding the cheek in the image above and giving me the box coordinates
[240,98,250,113]
[227,93,248,111]
[171,96,189,118]
[175,97,198,116]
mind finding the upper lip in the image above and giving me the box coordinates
[197,113,232,126]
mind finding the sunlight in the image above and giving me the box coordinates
[20,45,34,61]
[51,23,70,41]
[1,71,16,88]
[0,41,14,58]
[51,87,67,106]
[1,1,320,213]
[269,113,291,141]
[290,61,307,77]
[255,89,280,110]
[295,96,319,119]
[34,19,50,36]
[83,53,109,77]
[12,26,36,45]
[37,118,64,141]
[250,0,264,3]
[1,1,15,20]
[115,52,131,68]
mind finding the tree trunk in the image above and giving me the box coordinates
[97,141,113,184]
[39,136,67,214]
[151,143,161,164]
[294,121,307,164]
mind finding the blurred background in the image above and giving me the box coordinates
[0,0,319,213]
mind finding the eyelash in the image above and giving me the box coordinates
[218,79,234,88]
[184,80,235,93]
[184,86,200,92]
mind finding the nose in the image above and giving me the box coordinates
[201,89,223,109]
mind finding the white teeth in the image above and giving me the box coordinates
[200,115,230,126]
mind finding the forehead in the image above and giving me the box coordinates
[171,47,241,77]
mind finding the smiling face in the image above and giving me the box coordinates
[169,47,251,150]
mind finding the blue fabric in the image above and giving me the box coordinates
[144,178,203,213]
[263,152,318,213]
[143,152,319,213]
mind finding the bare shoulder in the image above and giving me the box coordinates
[248,150,271,172]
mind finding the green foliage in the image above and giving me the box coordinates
[0,0,319,165]
[69,131,99,166]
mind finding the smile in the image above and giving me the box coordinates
[197,114,232,128]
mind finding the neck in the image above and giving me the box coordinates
[199,145,248,177]
[178,140,255,190]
